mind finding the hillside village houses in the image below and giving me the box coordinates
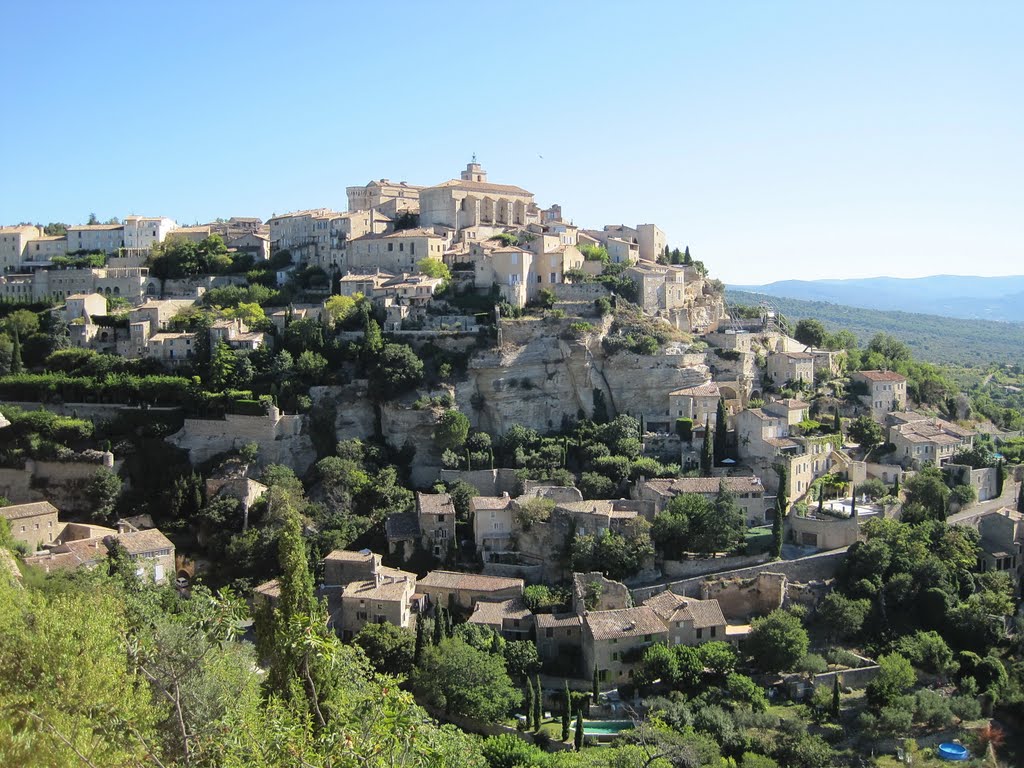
[852,369,908,419]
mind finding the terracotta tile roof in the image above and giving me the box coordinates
[468,598,532,626]
[774,398,810,409]
[856,370,907,382]
[416,492,455,517]
[342,568,416,602]
[535,612,582,629]
[115,529,173,555]
[426,179,533,196]
[556,500,640,518]
[764,437,801,449]
[585,606,666,641]
[417,570,523,593]
[471,495,512,512]
[643,592,726,628]
[69,224,123,231]
[324,548,377,563]
[640,476,764,497]
[0,501,58,521]
[669,382,720,397]
[775,351,814,360]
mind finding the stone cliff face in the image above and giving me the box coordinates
[455,318,712,435]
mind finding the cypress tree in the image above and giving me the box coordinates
[850,483,856,518]
[700,417,713,477]
[817,485,824,516]
[683,246,692,265]
[561,681,572,741]
[10,329,23,374]
[832,674,841,719]
[526,677,535,730]
[996,459,1005,497]
[772,465,788,559]
[592,665,600,700]
[893,474,901,497]
[533,674,543,730]
[490,632,502,654]
[432,610,443,645]
[1017,480,1024,514]
[833,406,841,434]
[414,618,425,665]
[444,607,454,638]
[574,711,584,751]
[714,398,728,465]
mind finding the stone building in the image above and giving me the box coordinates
[643,590,727,646]
[766,351,814,387]
[633,476,766,527]
[888,412,974,469]
[583,606,667,690]
[536,612,583,672]
[668,381,720,426]
[1,224,43,272]
[339,566,417,640]
[467,597,533,641]
[416,570,523,612]
[0,501,60,552]
[419,161,537,233]
[346,179,423,217]
[852,370,908,420]
[472,493,515,557]
[66,224,124,254]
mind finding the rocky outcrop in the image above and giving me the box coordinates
[456,318,711,434]
[167,410,316,474]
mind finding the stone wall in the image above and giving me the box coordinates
[483,561,545,584]
[787,513,860,551]
[551,283,610,301]
[167,411,315,473]
[0,468,37,504]
[810,666,881,691]
[661,553,770,579]
[573,572,631,612]
[700,572,787,620]
[630,548,847,605]
[438,469,521,496]
[3,401,181,423]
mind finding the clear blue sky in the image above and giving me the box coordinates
[2,1,1021,284]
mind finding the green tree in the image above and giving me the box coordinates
[847,415,884,454]
[412,638,520,721]
[593,665,599,699]
[714,398,728,464]
[434,409,470,453]
[794,318,827,348]
[533,673,542,731]
[817,592,870,641]
[525,676,535,729]
[87,467,122,521]
[866,653,915,710]
[353,622,415,676]
[369,343,424,400]
[747,609,809,674]
[414,617,426,665]
[324,293,359,326]
[295,350,328,381]
[574,711,584,751]
[9,329,22,374]
[208,340,236,390]
[503,640,540,682]
[903,466,950,521]
[561,680,572,741]
[832,675,841,718]
[700,416,713,476]
[772,466,788,559]
[416,257,451,282]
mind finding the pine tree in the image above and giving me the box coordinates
[592,665,600,700]
[526,677,535,730]
[415,618,426,665]
[561,680,572,741]
[832,674,841,719]
[10,329,23,374]
[700,417,713,477]
[533,674,543,730]
[574,711,584,751]
[772,465,788,559]
[714,398,728,465]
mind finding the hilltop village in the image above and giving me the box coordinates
[2,161,1024,767]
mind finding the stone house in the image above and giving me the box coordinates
[336,270,394,298]
[65,293,107,322]
[643,590,728,646]
[762,398,810,427]
[852,370,907,420]
[735,408,798,461]
[472,493,515,557]
[633,476,766,527]
[1,224,43,272]
[115,528,176,584]
[625,260,688,314]
[536,612,583,671]
[668,381,720,427]
[385,492,457,560]
[338,566,417,640]
[0,501,60,552]
[210,317,265,351]
[787,508,861,550]
[323,548,382,587]
[66,224,124,254]
[145,332,197,366]
[347,228,450,274]
[888,413,974,469]
[346,179,423,217]
[766,351,814,387]
[976,509,1024,589]
[467,597,534,641]
[416,570,524,612]
[419,161,536,233]
[21,523,174,584]
[583,606,668,690]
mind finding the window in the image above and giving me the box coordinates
[710,627,716,638]
[611,652,619,661]
[388,243,393,252]
[357,611,368,621]
[643,634,652,642]
[545,627,554,638]
[696,628,703,639]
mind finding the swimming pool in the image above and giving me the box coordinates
[578,720,634,736]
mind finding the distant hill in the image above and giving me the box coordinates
[725,290,1024,366]
[729,275,1024,322]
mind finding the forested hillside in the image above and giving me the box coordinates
[727,290,1024,366]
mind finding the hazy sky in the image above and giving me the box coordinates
[2,1,1021,284]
